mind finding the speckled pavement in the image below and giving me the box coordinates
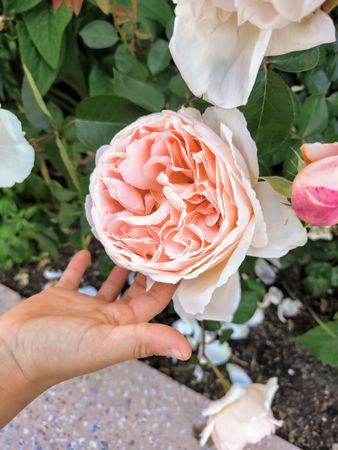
[0,284,300,450]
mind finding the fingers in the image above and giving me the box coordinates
[121,281,178,323]
[56,250,91,290]
[97,266,129,302]
[95,323,192,366]
[122,273,146,302]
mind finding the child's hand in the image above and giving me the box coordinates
[0,250,191,427]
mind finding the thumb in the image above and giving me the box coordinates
[96,323,192,366]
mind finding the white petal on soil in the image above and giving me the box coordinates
[222,323,250,340]
[255,259,277,285]
[246,308,265,327]
[278,298,302,322]
[261,286,284,308]
[226,363,252,387]
[78,286,98,296]
[193,365,204,383]
[204,340,232,366]
[172,319,195,336]
[43,269,64,280]
[308,227,333,241]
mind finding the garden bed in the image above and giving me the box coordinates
[1,242,337,450]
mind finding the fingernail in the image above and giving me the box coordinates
[164,349,184,360]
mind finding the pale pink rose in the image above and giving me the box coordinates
[292,142,338,226]
[201,375,282,450]
[86,108,306,321]
[169,0,335,108]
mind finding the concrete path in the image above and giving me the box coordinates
[0,285,300,450]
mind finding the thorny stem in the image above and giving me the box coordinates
[322,0,338,13]
[201,322,231,394]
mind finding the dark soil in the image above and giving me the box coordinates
[0,243,337,450]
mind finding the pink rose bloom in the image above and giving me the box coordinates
[86,108,306,321]
[291,142,338,226]
[200,370,282,450]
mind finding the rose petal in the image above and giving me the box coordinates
[266,9,335,56]
[0,108,35,188]
[301,142,338,164]
[170,7,272,108]
[248,181,307,258]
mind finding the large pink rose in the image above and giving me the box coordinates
[86,108,306,321]
[291,142,338,226]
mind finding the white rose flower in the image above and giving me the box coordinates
[0,107,35,188]
[169,0,335,108]
[201,364,282,450]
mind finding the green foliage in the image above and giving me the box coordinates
[296,317,338,368]
[233,279,265,324]
[80,20,118,49]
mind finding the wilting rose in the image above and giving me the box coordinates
[0,107,35,188]
[200,376,282,450]
[169,0,335,108]
[86,108,306,321]
[292,142,338,226]
[53,0,83,14]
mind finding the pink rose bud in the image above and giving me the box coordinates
[291,142,338,226]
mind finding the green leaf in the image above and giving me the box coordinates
[49,180,77,202]
[112,70,165,112]
[76,95,145,123]
[327,92,338,117]
[80,20,118,49]
[89,66,115,96]
[169,73,191,99]
[261,176,292,197]
[55,136,80,191]
[304,262,332,296]
[296,319,338,367]
[22,65,53,122]
[138,0,174,27]
[269,47,320,73]
[22,2,72,69]
[331,267,338,287]
[242,69,294,153]
[76,122,124,149]
[115,44,148,80]
[204,321,221,332]
[298,94,328,137]
[304,69,329,95]
[147,39,171,75]
[58,203,81,228]
[35,234,58,259]
[5,0,42,13]
[76,95,146,148]
[22,76,52,131]
[233,279,265,324]
[16,21,58,96]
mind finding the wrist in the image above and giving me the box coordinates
[0,321,46,428]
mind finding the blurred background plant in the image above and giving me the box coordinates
[0,0,337,369]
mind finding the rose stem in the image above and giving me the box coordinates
[201,321,231,393]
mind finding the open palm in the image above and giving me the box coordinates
[0,251,191,389]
